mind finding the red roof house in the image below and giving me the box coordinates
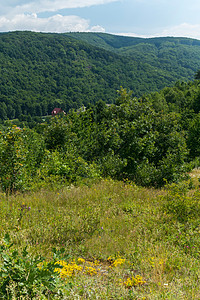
[51,108,65,116]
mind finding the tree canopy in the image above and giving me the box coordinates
[1,31,200,121]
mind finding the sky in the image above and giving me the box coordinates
[1,0,200,39]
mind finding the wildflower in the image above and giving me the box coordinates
[84,266,97,276]
[94,260,100,266]
[159,259,164,265]
[54,260,83,279]
[124,275,146,288]
[112,257,125,267]
[108,256,125,267]
[124,277,133,288]
[77,258,85,264]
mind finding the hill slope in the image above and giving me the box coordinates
[66,32,200,51]
[66,32,200,81]
[0,31,200,119]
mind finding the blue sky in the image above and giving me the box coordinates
[1,0,200,39]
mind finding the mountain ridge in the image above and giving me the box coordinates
[0,31,200,120]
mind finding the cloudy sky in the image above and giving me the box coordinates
[1,0,200,39]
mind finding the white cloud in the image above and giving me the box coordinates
[90,25,105,32]
[115,23,200,40]
[113,32,154,38]
[5,0,118,16]
[159,23,200,40]
[0,0,113,32]
[0,13,105,33]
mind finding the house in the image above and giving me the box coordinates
[51,108,66,116]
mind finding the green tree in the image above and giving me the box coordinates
[0,125,44,192]
[187,113,200,158]
[195,70,200,80]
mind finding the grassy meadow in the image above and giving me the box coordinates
[0,176,200,299]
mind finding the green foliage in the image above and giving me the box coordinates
[40,150,100,185]
[97,151,127,178]
[0,180,200,298]
[1,32,200,121]
[67,33,200,82]
[195,69,200,79]
[187,112,200,158]
[0,234,64,299]
[1,79,200,191]
[162,181,200,223]
[0,125,44,193]
[145,79,200,166]
[44,115,75,150]
[104,88,188,186]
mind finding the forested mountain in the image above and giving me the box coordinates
[66,32,200,52]
[66,32,200,80]
[1,31,200,120]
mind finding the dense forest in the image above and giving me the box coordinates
[1,78,200,192]
[1,31,200,121]
[1,31,200,191]
[67,32,200,81]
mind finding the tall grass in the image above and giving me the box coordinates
[0,178,199,299]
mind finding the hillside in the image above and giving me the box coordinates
[1,31,200,120]
[1,179,200,299]
[67,32,200,81]
[1,32,200,300]
[66,32,200,52]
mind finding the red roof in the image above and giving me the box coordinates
[51,108,63,115]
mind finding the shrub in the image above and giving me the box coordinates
[0,234,64,299]
[0,125,44,193]
[162,181,200,223]
[39,150,101,184]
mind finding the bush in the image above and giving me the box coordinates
[0,125,44,193]
[39,150,101,185]
[0,234,64,299]
[162,181,200,223]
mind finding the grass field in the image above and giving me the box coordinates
[0,177,200,299]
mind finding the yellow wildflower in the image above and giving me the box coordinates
[54,260,83,279]
[77,258,85,264]
[112,257,125,267]
[84,266,97,276]
[124,275,146,288]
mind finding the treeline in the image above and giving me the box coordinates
[2,79,200,193]
[1,32,200,121]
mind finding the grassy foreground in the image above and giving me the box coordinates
[0,178,200,299]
